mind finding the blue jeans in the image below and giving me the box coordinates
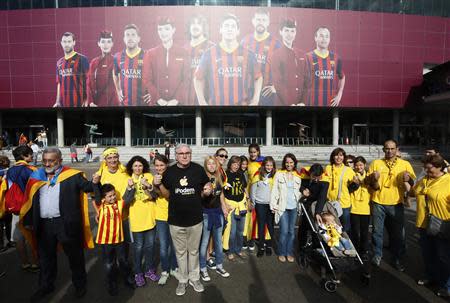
[156,220,177,273]
[336,237,354,251]
[229,213,245,254]
[278,208,298,257]
[371,203,404,260]
[340,207,351,234]
[419,229,450,291]
[255,203,275,248]
[132,228,156,274]
[200,213,224,269]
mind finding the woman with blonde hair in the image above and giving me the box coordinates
[199,156,230,281]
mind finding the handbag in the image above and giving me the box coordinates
[427,213,450,239]
[328,166,347,218]
[424,195,450,239]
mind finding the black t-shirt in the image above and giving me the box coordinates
[224,170,247,201]
[162,162,209,227]
[202,177,223,209]
[300,178,329,215]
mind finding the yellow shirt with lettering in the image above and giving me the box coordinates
[128,173,156,232]
[413,173,450,228]
[325,164,356,209]
[368,158,416,206]
[350,171,371,215]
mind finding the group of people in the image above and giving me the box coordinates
[54,8,344,108]
[0,140,449,301]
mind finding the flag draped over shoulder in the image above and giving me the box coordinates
[0,161,36,217]
[19,166,94,250]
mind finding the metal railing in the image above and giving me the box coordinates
[133,137,196,146]
[272,137,332,146]
[202,137,265,146]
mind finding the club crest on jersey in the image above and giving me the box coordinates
[330,60,335,66]
[264,45,270,51]
[237,56,244,63]
[138,59,143,65]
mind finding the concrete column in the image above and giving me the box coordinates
[311,112,317,138]
[393,110,400,142]
[124,110,131,147]
[195,108,202,146]
[332,109,339,146]
[57,110,64,147]
[266,109,272,146]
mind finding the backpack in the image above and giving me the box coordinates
[4,181,26,215]
[4,165,32,215]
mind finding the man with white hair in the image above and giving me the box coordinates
[153,144,212,296]
[21,147,100,302]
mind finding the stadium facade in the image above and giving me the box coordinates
[0,1,449,149]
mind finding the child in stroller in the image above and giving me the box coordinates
[318,212,357,257]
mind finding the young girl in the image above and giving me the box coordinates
[153,154,178,285]
[125,156,159,287]
[223,156,249,260]
[250,156,276,257]
[199,156,230,281]
[350,156,371,260]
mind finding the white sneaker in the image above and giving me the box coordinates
[200,270,211,282]
[176,282,187,296]
[216,267,230,278]
[170,269,180,281]
[158,271,169,285]
[189,280,205,293]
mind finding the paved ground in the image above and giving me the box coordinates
[0,161,448,303]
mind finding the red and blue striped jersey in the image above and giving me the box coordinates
[241,33,281,87]
[195,44,261,106]
[305,50,344,107]
[113,49,145,106]
[56,52,89,107]
[185,39,215,105]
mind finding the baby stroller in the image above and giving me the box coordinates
[298,200,370,292]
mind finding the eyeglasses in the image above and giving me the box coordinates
[218,154,228,159]
[176,152,191,156]
[346,161,353,164]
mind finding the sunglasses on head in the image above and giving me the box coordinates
[218,154,228,159]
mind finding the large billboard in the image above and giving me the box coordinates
[0,6,448,109]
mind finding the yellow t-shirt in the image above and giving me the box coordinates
[325,164,356,209]
[128,172,156,232]
[350,171,371,215]
[155,196,169,222]
[413,173,450,228]
[96,163,130,218]
[368,158,416,206]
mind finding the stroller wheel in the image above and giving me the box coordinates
[324,280,337,293]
